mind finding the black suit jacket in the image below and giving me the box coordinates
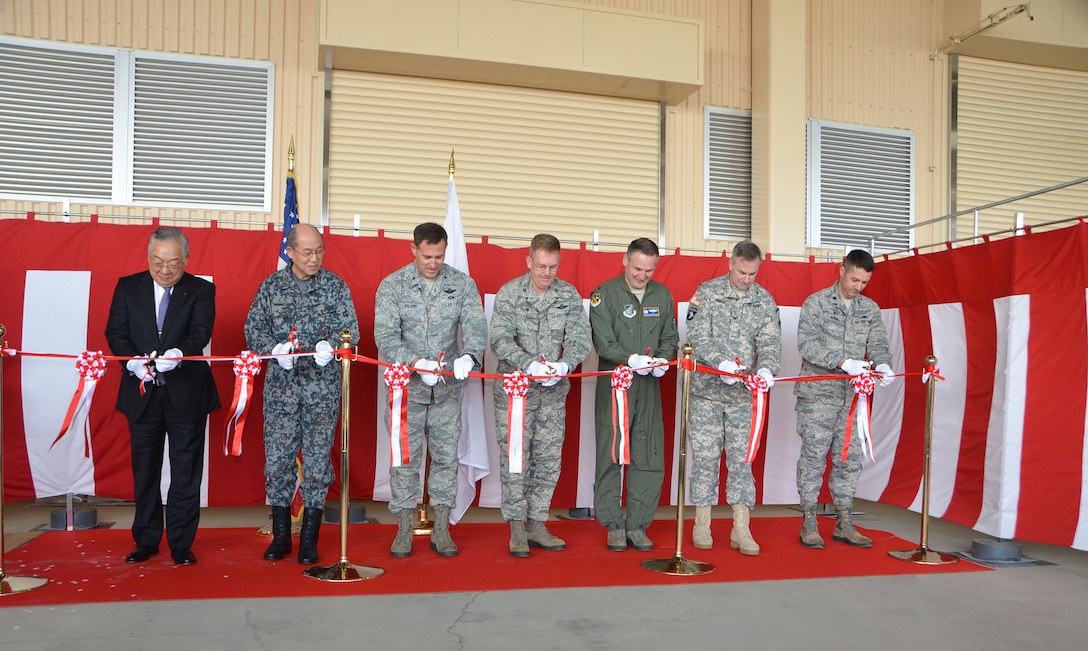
[105,271,221,422]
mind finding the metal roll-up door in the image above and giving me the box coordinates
[954,56,1088,240]
[327,71,660,247]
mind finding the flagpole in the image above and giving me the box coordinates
[0,323,49,596]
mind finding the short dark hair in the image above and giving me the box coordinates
[529,233,561,255]
[148,227,189,258]
[843,249,875,273]
[731,240,762,261]
[626,237,660,258]
[413,222,447,246]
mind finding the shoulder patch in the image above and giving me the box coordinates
[689,294,701,307]
[590,291,601,307]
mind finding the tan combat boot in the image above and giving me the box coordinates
[430,505,459,557]
[693,506,713,550]
[729,504,760,556]
[526,520,566,551]
[833,505,873,548]
[390,509,413,558]
[509,520,530,558]
[800,505,825,549]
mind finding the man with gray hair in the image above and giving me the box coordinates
[245,223,359,566]
[106,226,220,566]
[490,233,591,557]
[685,240,781,556]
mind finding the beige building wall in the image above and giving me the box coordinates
[3,0,1086,255]
[0,0,322,228]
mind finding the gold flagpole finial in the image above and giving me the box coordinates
[288,136,296,173]
[448,149,456,179]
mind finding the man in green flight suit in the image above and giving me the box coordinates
[589,237,679,552]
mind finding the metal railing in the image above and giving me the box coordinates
[868,175,1088,256]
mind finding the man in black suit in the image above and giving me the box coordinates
[105,227,220,565]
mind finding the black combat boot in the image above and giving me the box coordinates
[297,507,323,564]
[262,506,291,561]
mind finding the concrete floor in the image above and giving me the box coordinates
[2,498,1087,650]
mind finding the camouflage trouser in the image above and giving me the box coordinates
[494,384,568,522]
[385,393,462,514]
[688,395,756,508]
[262,388,339,508]
[795,396,861,508]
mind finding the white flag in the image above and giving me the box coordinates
[445,175,491,524]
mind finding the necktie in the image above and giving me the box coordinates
[157,289,171,335]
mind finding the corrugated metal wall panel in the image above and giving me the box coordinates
[0,0,318,229]
[328,71,659,247]
[955,56,1088,239]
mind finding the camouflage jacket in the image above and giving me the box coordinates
[686,275,781,402]
[243,264,359,394]
[794,282,891,401]
[374,261,488,404]
[490,273,591,386]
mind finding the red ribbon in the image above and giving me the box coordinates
[743,372,771,463]
[842,372,877,462]
[52,350,108,458]
[611,366,634,464]
[224,350,262,456]
[385,363,411,466]
[502,371,530,473]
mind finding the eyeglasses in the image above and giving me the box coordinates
[149,258,185,271]
[290,247,325,259]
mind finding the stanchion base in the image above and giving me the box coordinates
[256,521,303,537]
[412,519,434,536]
[888,547,960,565]
[1,574,49,595]
[641,556,716,576]
[303,560,384,582]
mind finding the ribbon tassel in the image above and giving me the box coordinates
[225,351,262,456]
[502,371,530,473]
[385,364,411,467]
[610,366,634,465]
[842,373,877,462]
[53,350,108,458]
[743,372,771,463]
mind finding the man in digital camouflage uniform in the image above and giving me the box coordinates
[245,223,359,565]
[374,222,487,558]
[794,249,896,549]
[490,234,591,558]
[686,240,780,556]
[590,237,679,552]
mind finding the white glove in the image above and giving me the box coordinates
[718,359,743,385]
[756,368,775,389]
[126,356,155,383]
[840,358,870,376]
[154,348,182,373]
[875,363,896,387]
[453,354,474,380]
[415,359,441,387]
[313,340,335,367]
[527,360,551,384]
[650,357,670,378]
[271,341,294,371]
[627,354,654,376]
[541,361,569,387]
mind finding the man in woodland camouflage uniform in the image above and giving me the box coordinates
[374,222,487,558]
[794,249,896,549]
[490,234,591,557]
[686,240,780,556]
[245,223,359,565]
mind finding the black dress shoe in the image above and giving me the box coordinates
[125,545,159,563]
[171,550,197,565]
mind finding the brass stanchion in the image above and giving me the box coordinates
[412,456,433,535]
[642,344,715,575]
[304,331,383,581]
[0,323,49,595]
[889,355,958,565]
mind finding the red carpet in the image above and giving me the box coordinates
[1,518,986,606]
